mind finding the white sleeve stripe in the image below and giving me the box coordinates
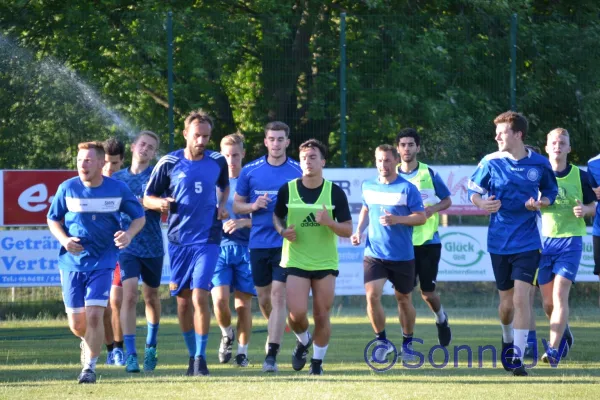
[467,180,487,194]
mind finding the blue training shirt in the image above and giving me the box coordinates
[398,164,451,245]
[113,166,164,258]
[47,176,144,272]
[588,154,600,236]
[145,149,229,246]
[362,175,425,261]
[235,155,302,249]
[221,177,250,247]
[468,149,558,255]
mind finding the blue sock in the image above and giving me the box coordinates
[182,330,196,357]
[527,330,537,346]
[146,322,159,347]
[194,333,208,358]
[124,334,137,357]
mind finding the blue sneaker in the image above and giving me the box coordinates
[541,347,561,364]
[105,349,115,365]
[113,347,125,366]
[524,343,537,359]
[144,347,158,372]
[562,325,573,358]
[125,354,141,373]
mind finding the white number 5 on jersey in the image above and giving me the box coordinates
[195,182,203,193]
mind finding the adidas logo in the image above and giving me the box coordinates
[301,213,320,227]
[177,172,187,179]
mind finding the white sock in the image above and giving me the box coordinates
[434,306,446,323]
[501,323,514,343]
[220,325,234,338]
[513,329,528,361]
[295,330,310,346]
[313,344,328,361]
[237,344,248,356]
[84,356,98,372]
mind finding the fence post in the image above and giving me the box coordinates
[510,13,517,111]
[167,11,175,152]
[339,12,347,168]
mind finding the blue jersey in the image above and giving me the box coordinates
[221,177,250,247]
[236,156,302,249]
[47,176,144,272]
[145,149,229,246]
[361,175,425,261]
[398,165,451,245]
[468,149,558,255]
[588,154,600,236]
[113,166,164,258]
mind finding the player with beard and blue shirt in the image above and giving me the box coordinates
[538,128,596,364]
[112,131,164,373]
[47,141,145,384]
[144,111,229,377]
[210,133,255,367]
[468,111,558,376]
[233,121,302,373]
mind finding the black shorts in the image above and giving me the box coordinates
[249,247,286,287]
[414,243,441,292]
[490,250,540,291]
[286,267,339,280]
[363,256,415,295]
[594,235,600,276]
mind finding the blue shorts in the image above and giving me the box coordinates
[119,253,164,288]
[249,247,286,287]
[538,250,581,285]
[490,250,540,291]
[168,243,219,295]
[211,245,256,295]
[59,268,113,313]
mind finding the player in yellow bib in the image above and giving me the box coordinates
[273,139,352,375]
[396,128,453,347]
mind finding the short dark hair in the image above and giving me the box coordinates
[78,141,105,159]
[103,137,125,159]
[494,111,528,139]
[265,121,290,137]
[299,139,327,159]
[184,109,214,131]
[375,144,399,159]
[396,128,421,147]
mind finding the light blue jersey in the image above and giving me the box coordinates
[113,166,164,258]
[468,149,558,255]
[587,154,600,236]
[47,176,144,272]
[145,149,229,245]
[361,175,425,261]
[235,156,302,249]
[221,177,250,247]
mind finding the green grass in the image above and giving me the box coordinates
[2,307,600,399]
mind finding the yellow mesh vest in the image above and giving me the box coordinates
[541,165,586,238]
[403,162,439,245]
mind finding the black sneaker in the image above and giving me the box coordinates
[218,331,234,364]
[77,369,96,384]
[501,339,515,372]
[291,335,313,371]
[436,313,452,347]
[235,353,249,367]
[262,355,278,373]
[308,359,323,375]
[511,358,528,376]
[186,356,194,376]
[193,355,209,376]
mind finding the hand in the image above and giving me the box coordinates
[223,219,244,234]
[525,197,544,211]
[477,195,502,213]
[424,206,434,219]
[217,207,229,220]
[573,199,586,218]
[379,209,396,226]
[251,193,271,211]
[350,232,361,246]
[281,224,296,242]
[593,186,600,200]
[62,237,84,255]
[114,230,132,249]
[160,197,175,214]
[315,204,334,227]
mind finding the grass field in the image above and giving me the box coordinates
[2,307,600,399]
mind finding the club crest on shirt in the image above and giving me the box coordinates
[527,168,539,182]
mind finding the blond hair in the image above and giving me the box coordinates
[78,141,105,159]
[134,130,160,148]
[220,132,245,149]
[547,127,569,138]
